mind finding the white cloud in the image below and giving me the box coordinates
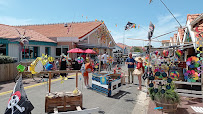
[111,14,185,48]
[0,16,33,25]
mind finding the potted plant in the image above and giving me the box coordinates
[149,81,180,113]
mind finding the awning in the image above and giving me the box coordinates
[77,43,115,49]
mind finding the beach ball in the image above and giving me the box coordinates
[77,57,84,64]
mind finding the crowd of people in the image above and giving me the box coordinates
[44,52,145,90]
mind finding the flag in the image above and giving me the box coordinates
[138,24,140,29]
[115,24,117,27]
[148,22,155,40]
[132,24,136,28]
[125,22,136,30]
[125,22,133,30]
[5,76,34,114]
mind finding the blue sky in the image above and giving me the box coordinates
[0,0,202,47]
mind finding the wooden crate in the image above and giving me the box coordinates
[45,91,82,113]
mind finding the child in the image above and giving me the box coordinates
[83,60,94,88]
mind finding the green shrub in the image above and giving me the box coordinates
[0,56,16,64]
[149,82,180,104]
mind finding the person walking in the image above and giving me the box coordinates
[102,52,108,70]
[125,53,136,84]
[133,57,144,90]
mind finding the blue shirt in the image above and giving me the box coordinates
[126,58,136,68]
[46,63,53,71]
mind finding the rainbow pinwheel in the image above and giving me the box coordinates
[175,49,183,58]
[186,56,200,68]
[184,70,198,82]
[170,71,179,80]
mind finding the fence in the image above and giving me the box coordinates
[0,63,18,82]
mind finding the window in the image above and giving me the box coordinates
[55,46,69,57]
[62,46,68,56]
[45,47,50,55]
[0,44,7,55]
[22,46,39,59]
[56,48,61,56]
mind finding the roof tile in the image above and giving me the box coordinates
[0,24,55,43]
[16,21,102,39]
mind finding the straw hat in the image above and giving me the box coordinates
[135,57,143,62]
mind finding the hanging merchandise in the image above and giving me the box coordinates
[17,65,26,73]
[154,50,158,56]
[163,50,169,57]
[175,49,183,58]
[186,56,200,68]
[170,71,179,80]
[184,70,198,82]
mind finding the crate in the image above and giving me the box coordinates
[45,91,82,113]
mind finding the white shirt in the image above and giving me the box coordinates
[102,54,107,62]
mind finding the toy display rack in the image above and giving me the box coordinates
[91,72,122,96]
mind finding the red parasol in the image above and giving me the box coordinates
[67,48,84,53]
[84,49,96,54]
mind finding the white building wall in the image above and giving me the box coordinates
[8,43,20,61]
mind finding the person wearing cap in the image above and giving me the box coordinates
[125,53,136,84]
[133,57,144,90]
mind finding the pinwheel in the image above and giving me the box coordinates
[175,49,183,58]
[184,70,199,82]
[163,50,169,57]
[170,71,179,80]
[186,56,200,68]
[77,57,84,64]
[16,65,25,72]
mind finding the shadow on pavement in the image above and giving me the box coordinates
[171,108,189,114]
[98,110,105,114]
[0,87,3,90]
[111,90,131,99]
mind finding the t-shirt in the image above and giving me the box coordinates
[126,57,136,68]
[102,54,107,62]
[46,63,53,71]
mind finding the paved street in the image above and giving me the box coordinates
[0,64,148,114]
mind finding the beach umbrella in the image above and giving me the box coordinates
[84,49,96,54]
[67,48,84,53]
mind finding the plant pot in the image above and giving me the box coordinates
[154,100,178,113]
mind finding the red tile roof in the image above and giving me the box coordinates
[117,43,127,49]
[178,28,185,42]
[0,24,55,42]
[16,21,102,39]
[187,14,201,23]
[187,14,203,40]
[162,40,170,43]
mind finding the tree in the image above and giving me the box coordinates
[130,47,142,52]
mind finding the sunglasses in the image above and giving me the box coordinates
[155,72,167,78]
